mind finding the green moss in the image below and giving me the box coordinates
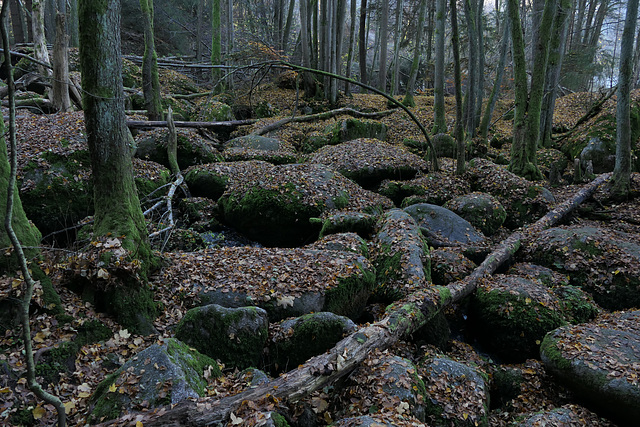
[76,320,112,347]
[271,412,289,427]
[540,332,571,370]
[166,338,221,395]
[324,265,376,319]
[31,266,63,315]
[35,341,78,385]
[99,283,158,335]
[89,370,123,423]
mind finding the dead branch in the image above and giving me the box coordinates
[118,173,613,426]
[126,118,257,131]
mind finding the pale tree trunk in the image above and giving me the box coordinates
[32,0,51,77]
[463,0,478,136]
[540,0,571,148]
[402,0,426,107]
[378,0,389,91]
[79,0,158,334]
[358,0,368,86]
[390,0,403,95]
[610,0,639,198]
[480,17,509,141]
[140,0,163,120]
[300,0,316,95]
[474,0,485,128]
[433,0,447,133]
[283,0,296,53]
[52,0,72,112]
[344,0,357,94]
[451,0,465,174]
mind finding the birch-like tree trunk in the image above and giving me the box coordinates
[140,0,162,120]
[402,0,426,107]
[390,0,403,95]
[32,0,51,77]
[52,0,72,112]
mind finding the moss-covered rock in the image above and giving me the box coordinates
[175,304,268,370]
[430,248,476,286]
[372,209,431,301]
[134,128,221,169]
[404,203,485,247]
[444,192,506,236]
[303,118,387,152]
[306,232,369,256]
[465,158,555,228]
[540,311,640,426]
[184,160,273,202]
[432,133,457,158]
[317,211,378,239]
[470,274,567,361]
[379,172,471,207]
[524,225,640,310]
[268,312,356,373]
[222,134,298,164]
[89,338,221,423]
[309,138,428,189]
[193,99,235,122]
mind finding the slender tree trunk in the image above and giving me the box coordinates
[140,0,163,120]
[610,0,639,198]
[359,0,368,86]
[68,0,78,47]
[433,0,447,133]
[212,0,224,91]
[480,18,510,141]
[378,0,389,91]
[390,0,403,95]
[196,0,204,61]
[451,0,465,174]
[344,0,357,94]
[79,0,158,333]
[474,0,485,128]
[300,0,316,95]
[32,0,51,77]
[462,0,478,136]
[52,9,72,112]
[9,0,26,44]
[425,0,435,63]
[402,0,426,107]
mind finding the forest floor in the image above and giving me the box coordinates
[1,85,640,426]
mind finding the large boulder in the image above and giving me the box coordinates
[541,310,640,425]
[174,304,269,370]
[465,159,555,228]
[444,192,507,236]
[156,247,376,321]
[379,172,471,207]
[371,209,431,301]
[419,352,489,427]
[216,162,393,246]
[267,312,356,373]
[518,404,612,426]
[134,128,221,169]
[184,160,272,201]
[309,138,429,189]
[222,134,298,164]
[88,338,221,423]
[304,118,387,152]
[524,225,640,309]
[430,248,476,286]
[403,203,485,247]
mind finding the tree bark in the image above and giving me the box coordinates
[451,0,465,174]
[140,0,163,120]
[52,9,72,112]
[390,0,404,95]
[344,0,357,94]
[402,0,426,107]
[358,0,368,86]
[378,0,389,91]
[126,118,257,130]
[133,172,612,427]
[433,0,447,133]
[31,0,51,77]
[211,0,223,90]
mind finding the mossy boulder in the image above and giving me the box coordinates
[519,404,610,426]
[304,118,387,152]
[177,197,221,232]
[268,312,356,373]
[419,353,489,427]
[404,203,485,248]
[432,133,457,158]
[193,99,235,122]
[465,158,555,228]
[222,134,298,164]
[175,304,269,370]
[184,160,272,201]
[134,128,221,169]
[470,274,568,361]
[89,338,221,423]
[524,225,640,310]
[430,248,476,286]
[538,148,569,181]
[159,247,376,321]
[217,162,393,247]
[306,232,369,256]
[540,310,640,426]
[379,173,471,207]
[309,138,429,189]
[444,192,506,236]
[372,209,431,301]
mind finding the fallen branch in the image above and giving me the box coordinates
[252,107,397,136]
[126,118,257,131]
[114,173,612,426]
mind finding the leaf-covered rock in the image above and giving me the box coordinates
[304,118,387,152]
[404,203,485,247]
[134,128,221,169]
[378,172,471,207]
[444,192,507,236]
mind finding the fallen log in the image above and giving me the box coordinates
[125,118,257,131]
[252,107,397,136]
[113,173,612,426]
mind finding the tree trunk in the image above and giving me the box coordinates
[9,0,26,44]
[479,18,509,141]
[31,0,51,77]
[300,0,316,96]
[390,0,403,95]
[610,0,639,198]
[131,172,612,427]
[402,0,426,107]
[211,0,223,90]
[474,0,485,128]
[378,0,389,91]
[433,0,447,133]
[344,0,357,94]
[140,0,163,120]
[52,3,72,113]
[78,0,158,334]
[462,0,478,136]
[68,0,78,47]
[196,0,204,61]
[451,0,465,174]
[283,0,296,53]
[358,0,368,86]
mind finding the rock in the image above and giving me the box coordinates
[541,310,640,425]
[193,99,235,122]
[432,133,457,158]
[444,192,506,236]
[470,274,567,361]
[267,312,356,373]
[538,148,569,181]
[223,134,298,164]
[419,353,489,427]
[216,162,393,246]
[304,118,387,152]
[158,247,376,321]
[580,137,616,174]
[518,404,610,426]
[306,232,369,257]
[309,138,428,190]
[379,172,471,207]
[524,225,640,309]
[88,338,221,423]
[317,211,378,239]
[404,203,485,247]
[174,304,269,370]
[372,209,431,300]
[134,128,220,169]
[465,158,555,228]
[177,197,221,232]
[333,416,395,426]
[184,160,273,201]
[430,248,476,286]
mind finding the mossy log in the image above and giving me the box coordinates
[110,173,612,426]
